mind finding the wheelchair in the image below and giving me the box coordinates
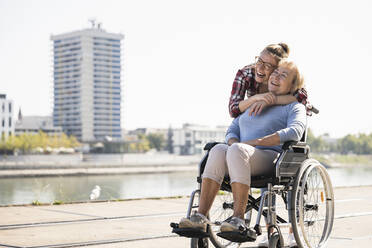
[171,125,334,248]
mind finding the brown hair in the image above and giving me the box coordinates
[278,59,304,93]
[263,43,290,61]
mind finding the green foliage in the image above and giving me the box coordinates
[0,132,81,154]
[338,133,372,154]
[307,129,327,153]
[127,134,151,153]
[167,126,174,154]
[146,133,165,151]
[308,129,372,154]
[32,200,41,206]
[126,133,166,153]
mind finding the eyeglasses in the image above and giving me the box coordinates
[255,56,276,71]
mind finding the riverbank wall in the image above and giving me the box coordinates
[1,152,371,178]
[0,153,203,178]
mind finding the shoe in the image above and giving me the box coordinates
[220,217,247,232]
[257,234,269,247]
[287,233,298,248]
[178,212,208,232]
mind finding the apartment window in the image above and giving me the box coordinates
[2,104,4,112]
[2,119,4,127]
[8,117,11,127]
[8,103,11,113]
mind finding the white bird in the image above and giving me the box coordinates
[90,185,101,200]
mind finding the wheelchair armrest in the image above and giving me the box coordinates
[203,142,222,151]
[282,140,298,150]
[282,140,309,153]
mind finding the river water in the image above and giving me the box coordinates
[1,167,372,206]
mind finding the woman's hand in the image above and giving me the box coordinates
[252,92,277,105]
[238,92,276,114]
[243,139,258,147]
[249,100,269,116]
[244,133,280,147]
[228,138,239,146]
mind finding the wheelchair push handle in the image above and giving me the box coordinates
[307,104,319,114]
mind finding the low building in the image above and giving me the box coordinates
[15,115,62,136]
[172,123,227,155]
[125,124,228,155]
[128,128,168,137]
[0,94,15,139]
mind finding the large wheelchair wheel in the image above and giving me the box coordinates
[290,159,334,248]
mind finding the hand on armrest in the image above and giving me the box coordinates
[281,140,299,150]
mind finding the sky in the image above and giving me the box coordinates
[1,0,371,138]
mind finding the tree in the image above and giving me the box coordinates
[307,129,326,153]
[166,126,174,154]
[0,131,81,154]
[146,133,165,151]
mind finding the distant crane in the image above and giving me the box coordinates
[89,19,102,29]
[89,18,96,28]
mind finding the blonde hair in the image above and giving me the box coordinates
[278,59,305,93]
[263,43,290,61]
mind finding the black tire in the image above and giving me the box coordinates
[268,232,281,248]
[191,236,209,248]
[290,159,334,248]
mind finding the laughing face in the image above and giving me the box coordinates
[254,51,278,84]
[268,64,295,95]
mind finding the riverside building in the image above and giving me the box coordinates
[0,94,14,139]
[15,116,62,136]
[51,22,124,142]
[172,124,227,155]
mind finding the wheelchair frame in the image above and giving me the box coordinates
[172,137,334,248]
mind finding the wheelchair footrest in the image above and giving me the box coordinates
[217,230,257,243]
[170,222,209,238]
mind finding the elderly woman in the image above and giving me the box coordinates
[179,60,307,243]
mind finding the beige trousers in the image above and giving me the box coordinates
[202,143,279,186]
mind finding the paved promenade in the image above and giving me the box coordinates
[1,186,372,247]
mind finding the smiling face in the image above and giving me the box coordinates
[254,50,278,84]
[268,64,296,95]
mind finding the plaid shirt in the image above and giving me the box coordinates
[229,64,310,118]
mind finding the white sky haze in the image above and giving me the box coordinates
[1,0,371,137]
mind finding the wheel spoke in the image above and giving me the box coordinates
[208,192,241,248]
